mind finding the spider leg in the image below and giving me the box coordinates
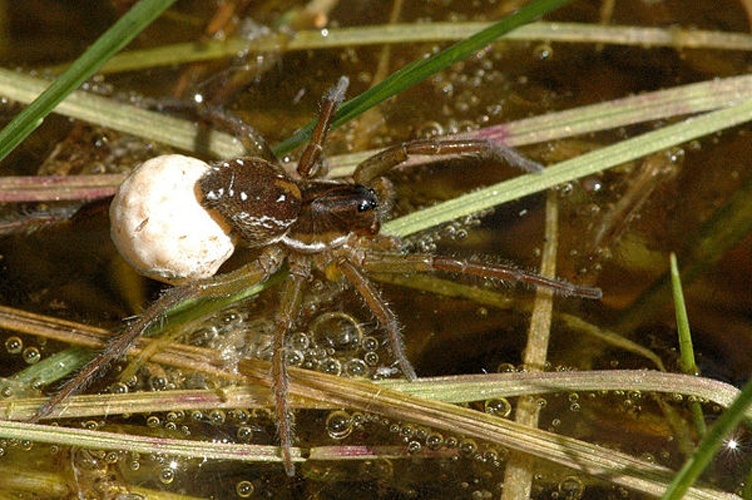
[297,76,349,179]
[360,251,602,300]
[30,246,286,423]
[271,256,310,476]
[353,138,543,185]
[337,258,417,380]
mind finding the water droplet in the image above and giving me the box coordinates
[319,357,341,376]
[484,398,511,418]
[288,331,310,350]
[325,410,353,440]
[310,312,363,351]
[425,432,444,450]
[496,363,516,373]
[363,351,379,366]
[158,466,175,484]
[236,480,255,497]
[558,475,585,499]
[406,440,422,454]
[286,349,305,367]
[236,426,253,442]
[458,438,478,457]
[362,336,379,351]
[5,336,22,354]
[209,409,226,425]
[343,358,368,377]
[22,347,41,364]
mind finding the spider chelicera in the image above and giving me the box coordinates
[31,76,601,476]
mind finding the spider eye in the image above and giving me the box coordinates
[357,198,377,213]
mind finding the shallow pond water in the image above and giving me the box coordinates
[1,1,752,498]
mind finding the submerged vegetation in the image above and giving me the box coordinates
[0,0,751,497]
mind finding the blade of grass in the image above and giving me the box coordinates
[670,253,700,377]
[271,0,573,155]
[383,95,752,238]
[90,22,752,75]
[669,252,707,441]
[663,375,752,499]
[0,0,177,164]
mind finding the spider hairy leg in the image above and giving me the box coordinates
[353,138,544,185]
[297,76,349,178]
[30,247,285,422]
[271,257,310,477]
[361,251,602,300]
[337,258,417,380]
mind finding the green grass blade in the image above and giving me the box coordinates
[670,252,706,437]
[0,0,177,163]
[663,376,752,499]
[272,0,573,155]
[383,95,752,238]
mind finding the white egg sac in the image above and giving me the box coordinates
[110,154,237,284]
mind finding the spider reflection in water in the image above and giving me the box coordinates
[31,77,601,476]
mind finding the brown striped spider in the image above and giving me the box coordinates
[31,77,601,476]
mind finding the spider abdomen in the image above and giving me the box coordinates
[200,157,303,247]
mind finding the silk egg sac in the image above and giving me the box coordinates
[109,154,237,284]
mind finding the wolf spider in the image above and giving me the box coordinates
[31,76,601,476]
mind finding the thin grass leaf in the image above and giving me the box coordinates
[0,0,177,163]
[663,375,752,499]
[90,22,752,75]
[670,252,707,437]
[383,96,752,238]
[271,0,573,155]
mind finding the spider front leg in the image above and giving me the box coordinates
[30,246,285,423]
[360,250,602,300]
[353,137,544,186]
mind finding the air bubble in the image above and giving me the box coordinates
[406,440,422,454]
[497,363,516,373]
[343,358,368,377]
[209,409,226,425]
[484,398,511,418]
[237,426,253,442]
[310,312,363,351]
[110,382,129,394]
[458,438,478,457]
[5,336,22,354]
[22,347,41,364]
[325,410,353,440]
[287,349,305,367]
[362,336,379,351]
[558,475,585,499]
[288,331,310,350]
[425,432,444,450]
[158,466,175,485]
[363,351,379,366]
[82,420,101,431]
[149,375,168,391]
[236,480,255,497]
[319,357,342,376]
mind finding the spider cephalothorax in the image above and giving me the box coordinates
[31,76,601,477]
